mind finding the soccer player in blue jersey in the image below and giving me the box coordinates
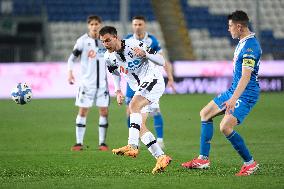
[124,16,175,149]
[182,10,262,176]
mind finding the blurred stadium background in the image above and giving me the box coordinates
[0,1,284,188]
[0,0,284,99]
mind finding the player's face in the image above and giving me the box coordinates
[132,19,146,36]
[228,20,241,39]
[88,20,101,36]
[100,33,117,52]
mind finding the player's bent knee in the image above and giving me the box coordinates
[219,123,232,136]
[129,101,140,113]
[200,108,210,121]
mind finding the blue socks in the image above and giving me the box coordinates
[200,121,214,157]
[154,113,164,139]
[226,130,253,162]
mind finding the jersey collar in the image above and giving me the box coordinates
[240,33,255,43]
[133,32,149,41]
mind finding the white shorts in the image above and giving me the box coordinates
[134,75,164,113]
[75,85,110,108]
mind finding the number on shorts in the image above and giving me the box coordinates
[138,79,158,92]
[235,99,242,108]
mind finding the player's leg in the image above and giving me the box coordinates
[151,105,165,149]
[98,107,109,151]
[220,100,259,176]
[140,112,164,158]
[182,91,229,168]
[140,108,171,174]
[71,107,89,151]
[96,88,110,151]
[112,95,148,157]
[125,83,135,128]
[71,86,93,151]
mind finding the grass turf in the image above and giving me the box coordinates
[0,93,283,189]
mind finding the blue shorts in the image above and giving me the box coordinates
[213,90,258,124]
[125,83,135,105]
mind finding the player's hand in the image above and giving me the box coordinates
[223,98,237,115]
[115,90,124,106]
[68,71,75,85]
[167,79,176,94]
[132,47,146,58]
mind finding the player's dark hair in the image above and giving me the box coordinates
[99,26,117,36]
[228,10,249,27]
[87,15,102,23]
[132,15,146,22]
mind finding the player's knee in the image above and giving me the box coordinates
[200,108,210,121]
[129,101,139,113]
[79,108,89,117]
[99,107,108,117]
[219,123,232,136]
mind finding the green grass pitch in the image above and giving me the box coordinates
[0,93,283,189]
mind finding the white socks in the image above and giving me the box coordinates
[128,113,141,147]
[76,115,86,144]
[99,116,108,145]
[141,132,164,158]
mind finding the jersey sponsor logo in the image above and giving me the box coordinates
[243,58,255,68]
[88,50,96,58]
[246,48,253,52]
[128,59,140,69]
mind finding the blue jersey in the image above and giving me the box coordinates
[230,33,262,101]
[124,32,162,53]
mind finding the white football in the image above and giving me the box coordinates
[11,83,33,105]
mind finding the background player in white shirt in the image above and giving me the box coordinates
[67,15,110,151]
[99,26,172,174]
[124,16,176,149]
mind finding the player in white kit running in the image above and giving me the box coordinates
[67,15,110,151]
[99,26,172,174]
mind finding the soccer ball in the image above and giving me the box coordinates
[11,83,32,105]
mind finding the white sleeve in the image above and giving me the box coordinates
[112,74,121,92]
[67,38,83,71]
[67,54,77,71]
[145,51,165,66]
[137,40,165,66]
[104,53,121,91]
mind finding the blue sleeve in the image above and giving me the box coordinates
[242,40,261,70]
[148,35,162,52]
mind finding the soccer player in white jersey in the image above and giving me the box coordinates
[67,15,110,151]
[99,26,172,174]
[124,16,176,149]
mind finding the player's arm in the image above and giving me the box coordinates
[225,57,255,114]
[67,39,83,84]
[112,73,124,106]
[132,41,165,66]
[105,55,124,105]
[161,54,176,93]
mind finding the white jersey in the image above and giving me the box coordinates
[104,38,164,91]
[70,33,108,88]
